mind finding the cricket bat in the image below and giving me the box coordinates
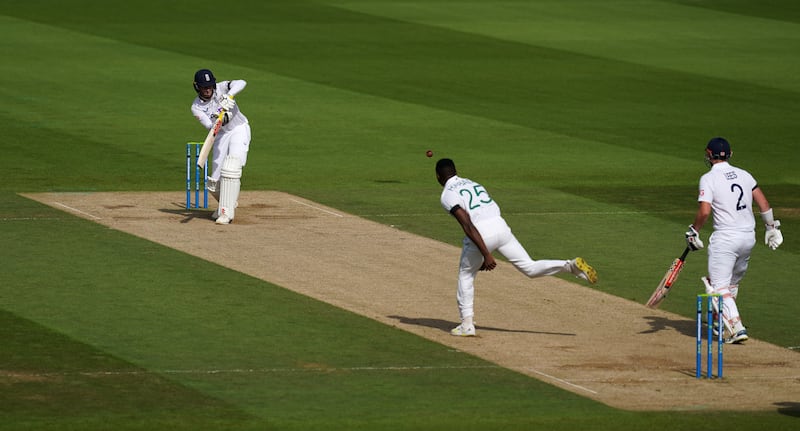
[645,246,691,308]
[196,106,228,168]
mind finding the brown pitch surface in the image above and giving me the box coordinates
[23,191,800,412]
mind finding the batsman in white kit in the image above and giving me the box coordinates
[684,137,783,344]
[191,69,251,224]
[435,158,598,337]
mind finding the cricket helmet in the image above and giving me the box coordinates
[705,137,731,166]
[193,69,216,93]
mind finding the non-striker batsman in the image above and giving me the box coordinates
[191,68,251,224]
[684,137,783,344]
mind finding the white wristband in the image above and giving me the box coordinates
[761,208,775,226]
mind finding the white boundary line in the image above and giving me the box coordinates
[52,202,102,220]
[5,367,798,384]
[1,217,62,221]
[290,198,344,217]
[0,365,599,395]
[360,210,650,217]
[7,205,650,222]
[2,365,501,378]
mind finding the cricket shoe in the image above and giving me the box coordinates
[569,257,597,284]
[212,201,238,220]
[725,329,749,344]
[711,320,731,340]
[450,324,476,337]
[215,213,233,225]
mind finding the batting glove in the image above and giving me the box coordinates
[765,220,783,250]
[219,95,236,111]
[221,111,232,126]
[685,225,704,251]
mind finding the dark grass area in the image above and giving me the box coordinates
[0,309,254,425]
[6,1,800,169]
[669,0,800,23]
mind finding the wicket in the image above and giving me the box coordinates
[186,142,208,209]
[696,294,723,379]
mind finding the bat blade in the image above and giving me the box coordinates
[663,259,685,288]
[196,104,230,168]
[196,124,217,168]
[646,247,691,308]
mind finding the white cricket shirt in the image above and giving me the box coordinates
[698,161,757,232]
[440,176,502,226]
[190,80,249,132]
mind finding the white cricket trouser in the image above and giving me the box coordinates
[457,217,569,320]
[210,123,251,182]
[707,230,755,332]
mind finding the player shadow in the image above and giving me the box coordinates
[775,401,800,417]
[387,315,575,336]
[159,207,214,224]
[640,315,697,337]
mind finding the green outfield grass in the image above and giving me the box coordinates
[1,1,799,429]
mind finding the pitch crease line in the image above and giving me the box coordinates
[53,202,102,220]
[290,199,344,217]
[524,369,599,395]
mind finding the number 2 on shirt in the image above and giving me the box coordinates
[731,183,747,211]
[459,185,493,210]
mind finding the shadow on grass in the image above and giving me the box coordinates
[388,315,575,336]
[775,401,800,417]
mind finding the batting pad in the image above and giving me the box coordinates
[219,156,242,220]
